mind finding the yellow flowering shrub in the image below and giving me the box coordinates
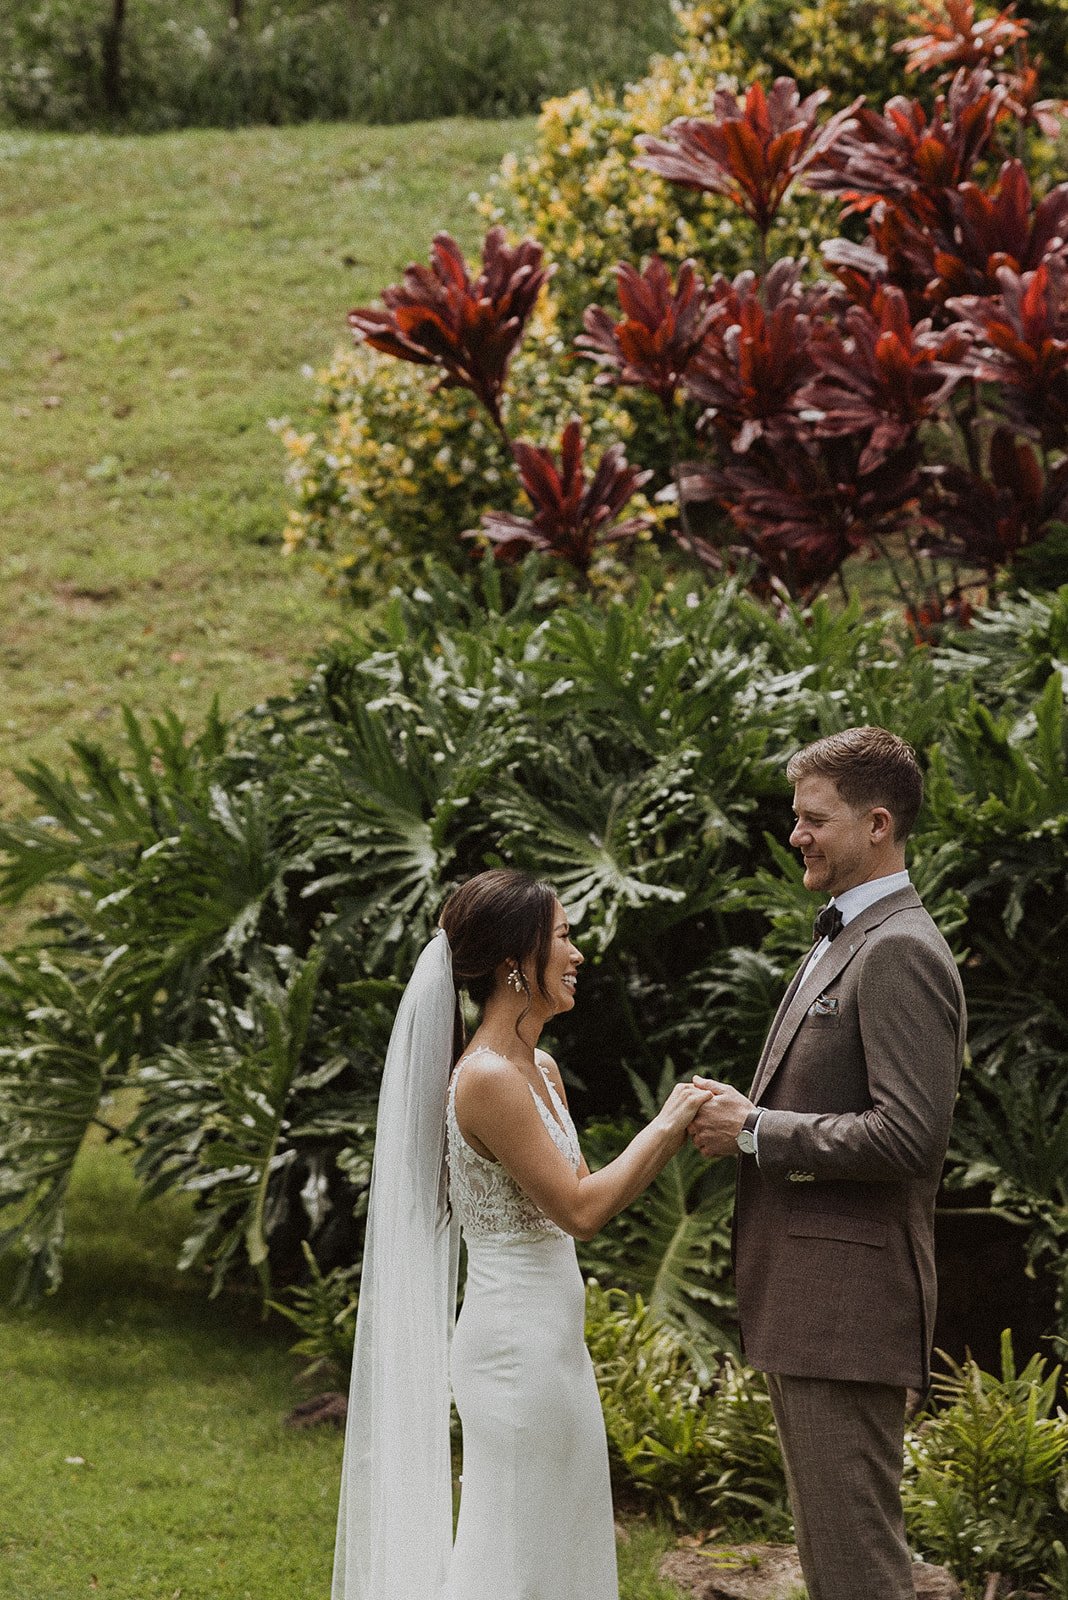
[274,297,654,600]
[277,0,923,599]
[480,0,913,330]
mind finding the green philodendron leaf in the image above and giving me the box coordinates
[579,1065,738,1375]
[0,957,120,1301]
[127,949,328,1298]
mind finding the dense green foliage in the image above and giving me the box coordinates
[0,0,675,131]
[903,1332,1068,1594]
[586,1283,791,1530]
[1,568,1066,1344]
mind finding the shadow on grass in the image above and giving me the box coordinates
[0,1138,293,1368]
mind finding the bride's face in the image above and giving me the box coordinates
[544,899,583,1016]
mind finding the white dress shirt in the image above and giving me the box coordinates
[752,870,911,1163]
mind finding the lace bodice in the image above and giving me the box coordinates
[446,1046,582,1242]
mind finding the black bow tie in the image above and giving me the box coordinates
[813,903,844,944]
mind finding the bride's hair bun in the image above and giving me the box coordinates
[439,869,557,1007]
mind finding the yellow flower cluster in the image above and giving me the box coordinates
[274,299,640,600]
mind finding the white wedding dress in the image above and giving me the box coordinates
[443,1046,619,1600]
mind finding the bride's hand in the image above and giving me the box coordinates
[655,1082,714,1144]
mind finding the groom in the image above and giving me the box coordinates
[690,726,965,1600]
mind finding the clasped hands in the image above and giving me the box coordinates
[687,1076,755,1159]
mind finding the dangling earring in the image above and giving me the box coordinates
[507,966,524,994]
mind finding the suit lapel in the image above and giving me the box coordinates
[747,959,810,1098]
[751,885,923,1104]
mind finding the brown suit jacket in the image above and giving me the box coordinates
[733,885,966,1389]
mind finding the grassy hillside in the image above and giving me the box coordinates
[0,118,530,819]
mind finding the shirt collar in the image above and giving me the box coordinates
[832,870,912,927]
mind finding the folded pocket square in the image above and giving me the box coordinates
[810,995,840,1016]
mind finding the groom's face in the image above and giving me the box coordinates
[790,773,877,898]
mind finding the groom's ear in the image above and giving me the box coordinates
[869,805,894,844]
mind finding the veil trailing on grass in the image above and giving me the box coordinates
[332,928,460,1600]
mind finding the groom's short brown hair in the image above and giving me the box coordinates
[786,726,923,842]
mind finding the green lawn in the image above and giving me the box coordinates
[0,1144,343,1600]
[0,118,530,818]
[0,1142,682,1600]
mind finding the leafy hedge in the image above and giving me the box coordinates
[0,0,676,131]
[1,566,1066,1339]
[478,0,909,329]
[275,313,650,601]
[288,0,1068,619]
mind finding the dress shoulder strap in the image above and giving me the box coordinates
[534,1054,568,1116]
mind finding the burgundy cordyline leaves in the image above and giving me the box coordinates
[949,262,1068,448]
[685,260,825,453]
[812,64,1063,330]
[896,0,1026,77]
[823,151,1068,322]
[340,0,1068,618]
[923,427,1068,573]
[635,78,860,248]
[895,0,1062,133]
[467,420,653,573]
[800,286,971,471]
[578,257,715,413]
[708,440,923,599]
[932,162,1068,302]
[349,227,549,432]
[808,67,1008,212]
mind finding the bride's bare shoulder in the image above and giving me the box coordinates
[457,1042,512,1071]
[454,1045,523,1095]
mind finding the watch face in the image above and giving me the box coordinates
[737,1129,757,1155]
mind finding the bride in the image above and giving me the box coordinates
[332,868,710,1600]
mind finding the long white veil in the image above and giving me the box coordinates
[332,928,461,1600]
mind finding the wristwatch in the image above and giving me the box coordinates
[736,1109,762,1156]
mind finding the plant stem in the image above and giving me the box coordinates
[667,404,696,547]
[961,380,983,478]
[906,536,939,615]
[871,533,917,614]
[1013,39,1028,162]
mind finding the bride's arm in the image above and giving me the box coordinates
[454,1055,709,1241]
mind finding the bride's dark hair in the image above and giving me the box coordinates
[439,869,558,1051]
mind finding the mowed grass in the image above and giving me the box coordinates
[0,118,531,819]
[0,1141,683,1600]
[0,1143,343,1600]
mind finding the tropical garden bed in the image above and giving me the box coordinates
[4,2,1068,1595]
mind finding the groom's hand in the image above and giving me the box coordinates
[688,1077,754,1158]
